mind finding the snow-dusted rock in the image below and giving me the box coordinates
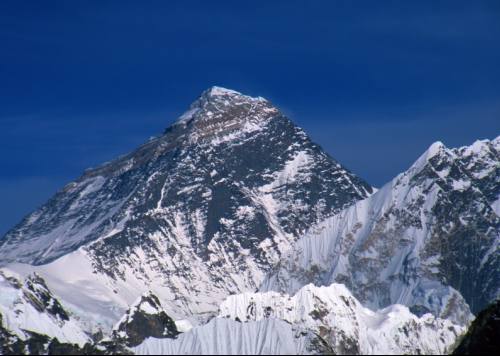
[263,138,500,324]
[110,292,179,347]
[0,270,90,347]
[0,87,373,326]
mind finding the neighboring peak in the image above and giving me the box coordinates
[492,135,500,152]
[457,137,500,158]
[410,141,449,173]
[426,141,447,159]
[405,136,500,186]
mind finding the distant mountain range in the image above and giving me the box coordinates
[0,87,498,355]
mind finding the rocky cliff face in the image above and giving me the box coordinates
[111,292,179,347]
[263,138,500,324]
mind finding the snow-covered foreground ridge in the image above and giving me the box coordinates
[0,270,464,355]
[133,283,464,355]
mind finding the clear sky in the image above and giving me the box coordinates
[1,1,499,236]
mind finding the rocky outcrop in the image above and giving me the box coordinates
[453,300,500,355]
[111,292,179,347]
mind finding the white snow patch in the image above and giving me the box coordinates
[219,283,464,355]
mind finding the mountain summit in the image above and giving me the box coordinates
[0,87,373,328]
[169,86,276,144]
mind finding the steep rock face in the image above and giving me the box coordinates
[0,87,372,322]
[218,283,463,355]
[0,325,52,356]
[455,138,500,215]
[453,300,500,355]
[263,138,500,323]
[111,292,179,347]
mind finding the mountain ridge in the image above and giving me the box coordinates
[0,87,497,355]
[262,135,500,323]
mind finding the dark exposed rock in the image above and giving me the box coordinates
[23,273,70,322]
[453,300,500,355]
[112,292,179,347]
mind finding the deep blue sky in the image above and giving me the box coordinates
[1,1,500,236]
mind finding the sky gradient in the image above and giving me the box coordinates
[1,1,500,236]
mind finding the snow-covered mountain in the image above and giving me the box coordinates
[0,86,496,355]
[263,137,500,325]
[0,87,373,328]
[132,283,463,355]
